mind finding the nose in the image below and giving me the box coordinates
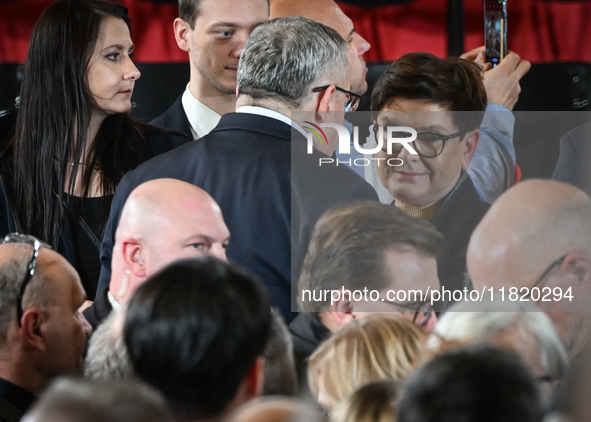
[209,244,228,263]
[396,141,420,163]
[125,57,141,81]
[352,32,371,57]
[231,32,250,59]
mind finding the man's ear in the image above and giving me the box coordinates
[20,308,44,352]
[121,238,146,279]
[461,129,480,171]
[564,254,591,290]
[315,85,336,124]
[321,291,356,331]
[244,356,265,399]
[173,18,192,52]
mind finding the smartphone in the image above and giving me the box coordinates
[484,0,507,67]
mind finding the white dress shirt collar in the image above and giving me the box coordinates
[236,106,308,138]
[181,84,222,140]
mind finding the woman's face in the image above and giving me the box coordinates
[86,17,140,119]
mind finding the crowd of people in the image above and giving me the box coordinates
[0,0,589,421]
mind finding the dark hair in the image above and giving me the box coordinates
[178,0,201,29]
[124,257,272,421]
[397,344,541,422]
[371,53,487,133]
[298,201,444,312]
[0,0,159,247]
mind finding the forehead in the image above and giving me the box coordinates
[382,248,439,290]
[196,0,269,25]
[377,98,455,130]
[312,2,353,40]
[157,197,229,238]
[95,17,132,47]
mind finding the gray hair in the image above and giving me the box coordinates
[22,377,173,422]
[85,310,138,383]
[237,17,348,109]
[429,300,568,381]
[263,308,297,396]
[0,244,53,343]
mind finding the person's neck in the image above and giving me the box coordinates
[0,353,43,396]
[87,112,106,153]
[235,96,296,120]
[189,78,237,116]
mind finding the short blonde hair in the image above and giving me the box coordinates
[308,314,427,409]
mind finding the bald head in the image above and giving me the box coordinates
[468,179,591,290]
[110,179,230,301]
[467,180,591,356]
[270,0,370,94]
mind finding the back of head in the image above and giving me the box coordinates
[298,202,444,312]
[429,300,568,384]
[370,53,487,133]
[332,380,398,422]
[22,377,173,422]
[397,344,540,422]
[237,17,347,109]
[85,309,137,383]
[124,257,272,421]
[263,308,297,396]
[308,314,427,409]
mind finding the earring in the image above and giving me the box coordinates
[115,269,131,299]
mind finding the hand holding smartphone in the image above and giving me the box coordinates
[484,0,507,67]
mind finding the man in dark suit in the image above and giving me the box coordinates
[97,17,378,321]
[552,122,591,197]
[150,0,270,139]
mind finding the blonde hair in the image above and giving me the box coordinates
[308,314,427,409]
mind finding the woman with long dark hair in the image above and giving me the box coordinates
[0,0,188,298]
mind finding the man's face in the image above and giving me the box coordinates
[353,248,440,331]
[41,254,91,377]
[146,197,231,275]
[375,98,475,206]
[308,1,370,95]
[184,0,269,95]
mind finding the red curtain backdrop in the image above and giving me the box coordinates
[1,0,590,64]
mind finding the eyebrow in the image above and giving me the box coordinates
[379,118,449,132]
[184,234,231,244]
[101,44,134,52]
[209,22,240,29]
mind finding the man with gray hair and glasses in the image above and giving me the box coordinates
[98,17,378,322]
[0,234,91,421]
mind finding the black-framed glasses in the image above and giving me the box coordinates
[2,233,51,326]
[523,255,567,301]
[372,125,463,158]
[312,85,362,112]
[382,299,434,327]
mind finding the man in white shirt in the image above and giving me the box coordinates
[150,0,269,139]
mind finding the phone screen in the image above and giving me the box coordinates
[484,0,507,67]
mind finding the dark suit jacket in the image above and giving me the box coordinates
[97,112,378,321]
[83,286,113,331]
[552,122,591,196]
[149,95,192,139]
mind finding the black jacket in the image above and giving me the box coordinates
[83,286,113,331]
[97,112,378,322]
[428,173,490,293]
[149,95,192,139]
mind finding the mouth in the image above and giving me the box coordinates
[119,89,133,95]
[227,67,238,75]
[392,169,427,179]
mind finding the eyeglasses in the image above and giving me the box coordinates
[372,125,463,158]
[312,85,362,112]
[523,255,567,302]
[2,233,51,326]
[382,299,434,327]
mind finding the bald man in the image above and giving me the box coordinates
[0,240,91,419]
[271,0,531,204]
[83,179,230,330]
[467,179,591,358]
